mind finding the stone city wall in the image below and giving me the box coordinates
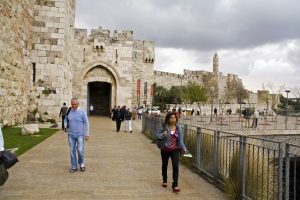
[30,0,75,120]
[0,0,34,125]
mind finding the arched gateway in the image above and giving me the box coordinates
[70,28,155,119]
[80,62,119,116]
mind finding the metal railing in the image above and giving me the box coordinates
[142,115,300,200]
[179,114,300,131]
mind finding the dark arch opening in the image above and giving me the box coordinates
[88,82,111,116]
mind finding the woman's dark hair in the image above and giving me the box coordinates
[164,112,178,125]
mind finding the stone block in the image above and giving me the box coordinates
[50,45,64,51]
[53,22,64,28]
[51,33,64,39]
[55,2,66,8]
[35,44,51,51]
[39,57,47,63]
[45,22,54,28]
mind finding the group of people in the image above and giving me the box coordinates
[111,105,133,133]
[243,107,260,128]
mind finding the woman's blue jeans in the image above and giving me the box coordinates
[68,134,84,169]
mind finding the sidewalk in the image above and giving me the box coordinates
[0,117,225,200]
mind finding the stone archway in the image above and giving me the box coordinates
[83,65,117,116]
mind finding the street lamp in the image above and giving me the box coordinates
[210,86,214,122]
[285,90,290,129]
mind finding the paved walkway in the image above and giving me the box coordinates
[0,117,225,200]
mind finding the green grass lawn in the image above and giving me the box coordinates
[2,127,59,156]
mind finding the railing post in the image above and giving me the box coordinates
[278,142,283,200]
[183,124,187,136]
[239,136,247,199]
[213,130,220,182]
[196,127,201,169]
[285,144,290,200]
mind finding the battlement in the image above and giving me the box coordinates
[75,28,88,38]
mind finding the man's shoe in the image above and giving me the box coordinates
[130,131,132,133]
[162,182,167,187]
[80,166,85,172]
[69,168,77,173]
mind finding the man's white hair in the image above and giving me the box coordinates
[71,98,79,104]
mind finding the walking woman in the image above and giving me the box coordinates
[155,112,187,193]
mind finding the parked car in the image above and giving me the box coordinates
[149,108,161,116]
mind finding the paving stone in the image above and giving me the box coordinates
[0,117,225,199]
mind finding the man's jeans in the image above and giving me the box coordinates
[68,134,84,169]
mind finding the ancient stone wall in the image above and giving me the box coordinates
[154,69,212,90]
[30,0,75,119]
[0,0,34,125]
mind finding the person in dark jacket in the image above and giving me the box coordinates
[112,106,124,132]
[59,103,69,130]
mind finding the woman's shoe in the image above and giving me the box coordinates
[172,186,180,193]
[162,182,167,187]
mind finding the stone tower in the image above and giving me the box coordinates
[30,0,75,115]
[213,52,219,74]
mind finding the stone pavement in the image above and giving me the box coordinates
[0,117,225,200]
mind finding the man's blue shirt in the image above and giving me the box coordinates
[64,108,89,136]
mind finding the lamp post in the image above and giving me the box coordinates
[285,90,290,129]
[210,86,214,122]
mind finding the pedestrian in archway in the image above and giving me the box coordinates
[155,112,188,193]
[89,104,94,116]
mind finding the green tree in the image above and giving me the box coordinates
[152,84,169,110]
[187,83,208,105]
[169,86,182,104]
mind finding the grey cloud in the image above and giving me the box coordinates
[76,0,300,51]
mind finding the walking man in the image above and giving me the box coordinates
[112,106,124,132]
[59,103,68,130]
[124,108,132,133]
[214,107,217,117]
[251,109,259,129]
[64,98,90,173]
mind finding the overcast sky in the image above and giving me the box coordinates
[75,0,300,94]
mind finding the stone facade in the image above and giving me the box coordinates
[29,0,75,118]
[0,0,34,125]
[0,1,154,125]
[72,27,154,114]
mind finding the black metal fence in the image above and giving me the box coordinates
[142,115,300,200]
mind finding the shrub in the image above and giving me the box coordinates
[46,119,56,124]
[224,147,278,199]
